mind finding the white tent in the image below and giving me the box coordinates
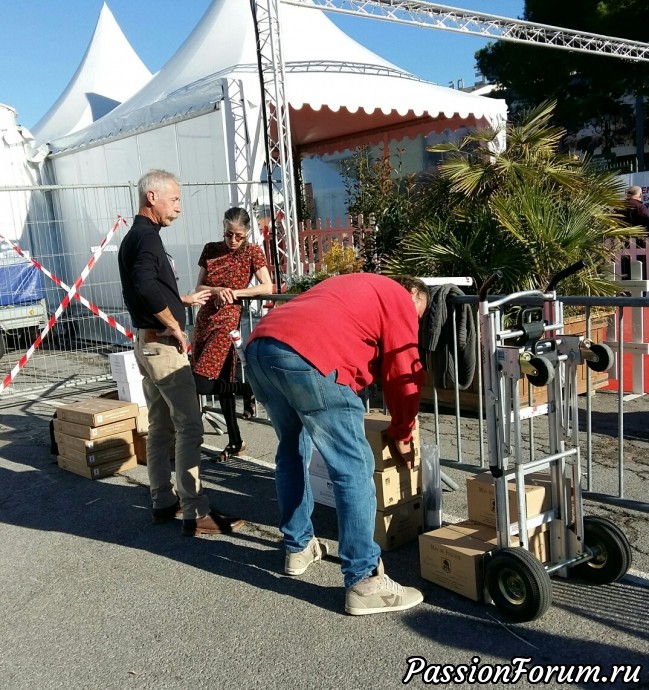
[31,3,152,146]
[0,104,44,246]
[48,0,506,158]
[43,0,507,316]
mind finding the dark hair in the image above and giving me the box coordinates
[390,274,429,307]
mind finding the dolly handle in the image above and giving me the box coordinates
[546,260,586,291]
[478,271,503,301]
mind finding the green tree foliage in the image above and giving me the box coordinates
[475,0,649,144]
[342,146,417,272]
[383,101,644,296]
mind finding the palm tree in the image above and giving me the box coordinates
[384,100,643,295]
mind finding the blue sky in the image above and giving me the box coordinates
[1,1,524,130]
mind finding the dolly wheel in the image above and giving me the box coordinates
[526,356,554,387]
[586,343,614,373]
[485,548,552,623]
[573,516,631,584]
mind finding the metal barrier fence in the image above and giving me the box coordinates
[0,181,235,398]
[1,179,647,509]
[425,288,648,510]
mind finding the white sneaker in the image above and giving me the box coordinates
[345,559,424,616]
[285,537,328,576]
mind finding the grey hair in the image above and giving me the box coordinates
[138,170,180,206]
[223,207,251,246]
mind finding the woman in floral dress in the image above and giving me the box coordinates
[191,207,273,461]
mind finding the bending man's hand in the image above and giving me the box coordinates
[395,439,415,470]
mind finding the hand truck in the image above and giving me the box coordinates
[478,262,630,622]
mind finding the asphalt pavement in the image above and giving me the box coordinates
[1,382,648,690]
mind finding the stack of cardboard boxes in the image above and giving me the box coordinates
[419,471,556,601]
[109,350,146,407]
[108,351,149,464]
[54,398,139,479]
[309,412,425,551]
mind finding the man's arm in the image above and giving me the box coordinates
[157,291,210,353]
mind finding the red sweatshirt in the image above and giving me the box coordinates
[248,273,423,442]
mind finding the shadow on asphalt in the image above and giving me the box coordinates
[400,575,649,689]
[0,412,344,615]
[578,408,649,442]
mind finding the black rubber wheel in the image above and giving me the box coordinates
[586,342,614,373]
[526,356,555,388]
[572,516,632,584]
[485,547,553,623]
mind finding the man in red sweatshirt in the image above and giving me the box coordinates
[244,273,428,615]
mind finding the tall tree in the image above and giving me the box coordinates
[476,0,649,152]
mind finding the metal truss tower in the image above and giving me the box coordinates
[252,0,649,281]
[250,0,301,285]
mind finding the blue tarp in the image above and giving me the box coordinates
[0,262,45,306]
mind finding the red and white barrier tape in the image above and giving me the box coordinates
[0,218,134,344]
[1,216,126,391]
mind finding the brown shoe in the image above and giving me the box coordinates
[182,510,245,536]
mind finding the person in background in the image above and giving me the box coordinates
[243,272,428,616]
[191,207,273,462]
[118,169,244,537]
[621,186,649,278]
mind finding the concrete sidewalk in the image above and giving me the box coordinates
[1,383,648,690]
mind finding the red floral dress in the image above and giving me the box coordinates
[191,242,267,381]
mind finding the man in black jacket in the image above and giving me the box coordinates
[118,169,244,536]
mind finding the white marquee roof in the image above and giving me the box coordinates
[49,0,507,156]
[32,3,152,146]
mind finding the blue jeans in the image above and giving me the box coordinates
[245,337,380,588]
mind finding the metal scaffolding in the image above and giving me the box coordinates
[253,0,649,280]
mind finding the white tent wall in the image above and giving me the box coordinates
[46,106,235,344]
[40,0,507,346]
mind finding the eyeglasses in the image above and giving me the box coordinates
[224,232,246,240]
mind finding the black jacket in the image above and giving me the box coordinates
[118,215,185,330]
[419,284,476,390]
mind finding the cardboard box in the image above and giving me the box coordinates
[310,472,424,551]
[54,417,136,440]
[108,350,143,382]
[57,454,137,479]
[55,441,135,466]
[375,497,424,551]
[419,524,496,601]
[53,429,134,453]
[136,406,149,434]
[374,464,422,510]
[116,379,147,406]
[364,413,420,471]
[133,433,147,465]
[56,398,139,428]
[452,519,551,565]
[466,472,550,528]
